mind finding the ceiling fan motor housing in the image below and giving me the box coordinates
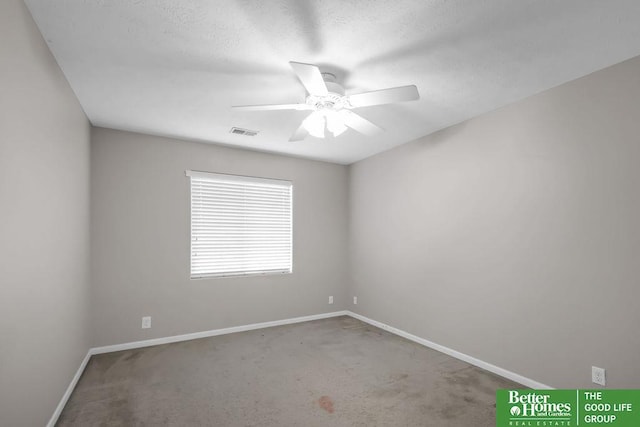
[322,72,344,94]
[307,72,347,110]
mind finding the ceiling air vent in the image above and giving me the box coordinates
[230,127,259,137]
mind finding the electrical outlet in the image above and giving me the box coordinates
[592,366,606,386]
[353,296,358,305]
[328,296,334,304]
[141,316,151,329]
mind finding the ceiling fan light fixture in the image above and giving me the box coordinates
[326,110,348,137]
[303,111,326,138]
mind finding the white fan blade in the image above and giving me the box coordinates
[232,103,312,111]
[348,85,419,108]
[289,117,310,141]
[289,62,328,96]
[340,110,383,136]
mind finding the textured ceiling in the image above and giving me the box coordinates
[24,0,640,164]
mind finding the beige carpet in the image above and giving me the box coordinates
[57,316,519,426]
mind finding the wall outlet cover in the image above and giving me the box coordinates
[592,366,606,386]
[328,296,334,304]
[142,316,151,329]
[353,296,358,304]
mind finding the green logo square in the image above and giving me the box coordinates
[496,389,640,427]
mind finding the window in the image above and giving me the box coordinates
[187,170,292,279]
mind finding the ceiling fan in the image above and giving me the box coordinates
[232,62,420,141]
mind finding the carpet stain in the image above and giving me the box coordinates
[319,395,334,413]
[463,395,476,404]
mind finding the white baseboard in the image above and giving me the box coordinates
[346,310,552,390]
[91,310,349,354]
[49,308,551,425]
[46,349,92,427]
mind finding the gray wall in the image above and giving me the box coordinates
[90,128,349,346]
[349,56,640,389]
[0,1,91,426]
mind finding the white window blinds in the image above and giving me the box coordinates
[187,170,292,279]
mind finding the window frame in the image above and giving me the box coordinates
[186,170,293,279]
